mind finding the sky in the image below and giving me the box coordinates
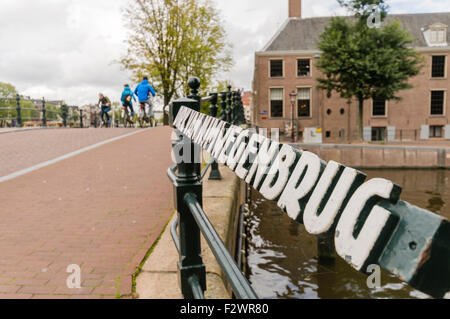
[0,0,448,105]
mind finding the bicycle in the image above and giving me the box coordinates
[122,106,134,128]
[137,101,155,128]
[98,103,112,128]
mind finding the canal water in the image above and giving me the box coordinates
[246,169,450,299]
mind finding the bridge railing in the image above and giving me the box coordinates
[0,95,82,128]
[167,77,253,299]
[168,76,450,300]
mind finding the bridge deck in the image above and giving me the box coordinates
[0,128,173,298]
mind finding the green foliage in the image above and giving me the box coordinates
[316,0,423,139]
[121,0,233,108]
[337,0,388,19]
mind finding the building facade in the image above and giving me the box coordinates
[241,91,253,123]
[252,0,450,143]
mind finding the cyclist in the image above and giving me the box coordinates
[121,84,136,120]
[134,76,156,123]
[98,93,112,126]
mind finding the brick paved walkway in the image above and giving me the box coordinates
[0,128,174,299]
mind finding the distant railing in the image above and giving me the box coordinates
[0,95,83,128]
[169,77,450,300]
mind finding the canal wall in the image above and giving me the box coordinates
[291,143,450,169]
[135,164,245,299]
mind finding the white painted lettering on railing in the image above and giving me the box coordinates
[172,106,450,298]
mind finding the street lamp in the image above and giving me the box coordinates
[290,91,297,143]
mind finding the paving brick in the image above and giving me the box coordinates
[0,286,21,294]
[18,286,57,295]
[0,128,173,298]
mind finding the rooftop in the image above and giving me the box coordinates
[262,12,450,52]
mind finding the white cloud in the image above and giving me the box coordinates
[0,0,447,104]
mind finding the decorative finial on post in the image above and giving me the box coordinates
[188,77,201,102]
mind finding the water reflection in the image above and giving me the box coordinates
[246,169,450,299]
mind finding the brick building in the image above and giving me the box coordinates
[241,91,252,123]
[252,0,450,143]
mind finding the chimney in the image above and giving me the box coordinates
[289,0,302,19]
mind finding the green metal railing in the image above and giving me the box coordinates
[0,95,81,128]
[168,77,254,299]
[168,76,450,300]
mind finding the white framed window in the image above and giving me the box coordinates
[269,60,283,78]
[372,98,387,117]
[270,88,284,118]
[297,88,311,118]
[297,59,311,77]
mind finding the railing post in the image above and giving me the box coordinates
[170,77,206,299]
[16,94,22,128]
[231,91,238,124]
[219,92,227,121]
[226,85,232,123]
[42,98,47,127]
[208,93,222,181]
[61,104,68,128]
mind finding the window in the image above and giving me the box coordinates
[297,88,311,117]
[372,98,386,116]
[326,131,331,138]
[270,60,283,77]
[430,126,443,138]
[372,127,386,141]
[431,30,446,44]
[431,91,445,115]
[270,88,283,118]
[432,56,446,78]
[297,59,311,77]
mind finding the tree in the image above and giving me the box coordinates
[121,0,233,125]
[316,0,423,140]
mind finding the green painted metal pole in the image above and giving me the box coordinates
[219,91,227,122]
[170,77,206,299]
[42,98,46,127]
[208,92,222,181]
[15,94,22,128]
[184,192,258,299]
[61,104,68,128]
[226,85,232,123]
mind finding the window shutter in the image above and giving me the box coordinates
[363,127,372,142]
[445,125,450,140]
[420,125,430,140]
[387,126,396,142]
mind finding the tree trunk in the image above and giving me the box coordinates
[358,97,364,142]
[163,94,170,126]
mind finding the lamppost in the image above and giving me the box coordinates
[290,91,297,143]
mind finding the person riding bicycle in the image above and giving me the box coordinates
[98,93,112,126]
[134,76,156,119]
[121,84,136,118]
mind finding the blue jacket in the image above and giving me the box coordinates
[134,79,156,102]
[121,86,136,105]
